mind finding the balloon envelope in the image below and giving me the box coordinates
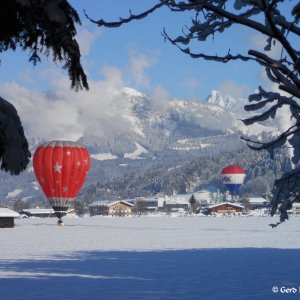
[221,165,245,194]
[33,141,90,219]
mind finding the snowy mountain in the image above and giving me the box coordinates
[0,87,281,206]
[206,90,248,114]
[77,87,275,160]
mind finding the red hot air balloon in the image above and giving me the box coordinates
[33,141,90,225]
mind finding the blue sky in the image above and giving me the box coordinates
[0,0,264,101]
[0,1,292,140]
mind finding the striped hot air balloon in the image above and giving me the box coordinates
[221,165,245,194]
[33,141,90,225]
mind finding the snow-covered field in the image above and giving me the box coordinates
[1,216,300,299]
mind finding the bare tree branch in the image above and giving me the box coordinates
[163,29,254,63]
[84,1,166,28]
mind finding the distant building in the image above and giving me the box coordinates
[20,208,77,218]
[134,197,158,213]
[248,197,269,210]
[21,208,55,218]
[0,208,20,228]
[292,203,300,215]
[87,200,112,216]
[163,197,189,212]
[207,202,244,215]
[108,200,134,216]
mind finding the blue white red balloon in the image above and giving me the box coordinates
[221,165,245,194]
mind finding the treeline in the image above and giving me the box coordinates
[80,147,291,203]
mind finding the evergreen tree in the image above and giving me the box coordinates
[189,194,197,213]
[0,0,88,91]
[0,1,89,175]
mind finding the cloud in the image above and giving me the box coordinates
[0,32,163,143]
[249,32,283,59]
[148,86,171,112]
[76,27,101,57]
[0,64,134,141]
[218,79,250,99]
[128,49,159,88]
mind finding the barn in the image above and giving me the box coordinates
[208,202,244,215]
[0,208,20,228]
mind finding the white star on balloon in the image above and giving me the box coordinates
[62,186,68,193]
[66,150,71,156]
[53,162,62,173]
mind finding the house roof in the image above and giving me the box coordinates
[22,208,76,215]
[0,208,20,218]
[164,198,189,205]
[108,200,134,207]
[248,197,268,204]
[208,202,244,209]
[22,208,55,215]
[87,200,112,207]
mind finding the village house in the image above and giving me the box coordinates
[248,197,269,210]
[160,197,189,212]
[87,200,111,216]
[20,208,78,218]
[0,208,20,228]
[134,197,158,213]
[108,200,134,216]
[21,208,55,218]
[207,202,245,215]
[292,203,300,215]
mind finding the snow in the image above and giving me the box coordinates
[124,114,145,136]
[1,216,300,260]
[236,119,276,136]
[1,216,300,299]
[21,208,54,215]
[249,197,269,203]
[122,87,144,98]
[173,139,211,151]
[0,208,19,217]
[208,202,244,209]
[119,163,128,167]
[91,152,118,161]
[124,142,148,159]
[6,189,22,198]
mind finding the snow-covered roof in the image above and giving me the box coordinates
[165,198,189,205]
[87,200,112,207]
[139,198,158,202]
[248,197,268,204]
[0,208,20,218]
[108,200,134,207]
[21,208,77,214]
[22,208,54,215]
[208,202,244,209]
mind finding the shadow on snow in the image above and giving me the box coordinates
[0,249,299,300]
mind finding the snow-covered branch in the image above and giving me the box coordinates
[84,1,166,28]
